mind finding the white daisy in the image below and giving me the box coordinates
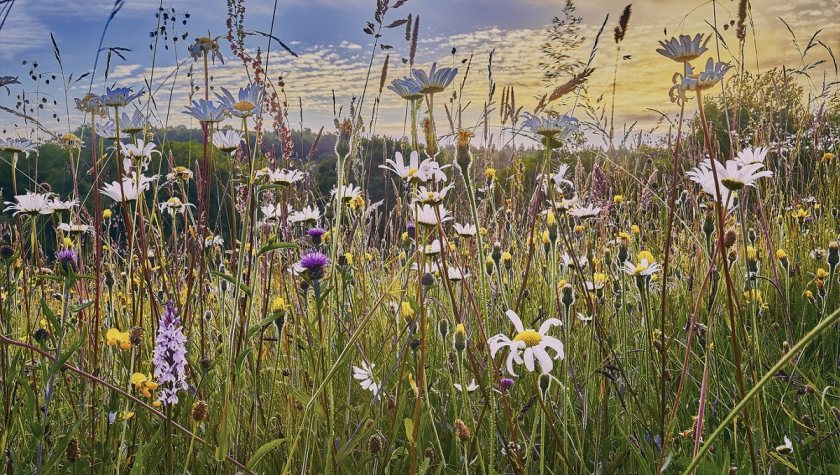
[49,198,79,212]
[488,310,564,375]
[568,203,602,219]
[332,184,363,203]
[416,184,453,204]
[656,34,709,63]
[4,192,55,216]
[352,361,382,398]
[453,223,477,237]
[413,204,452,226]
[453,379,479,392]
[100,173,158,202]
[213,129,242,154]
[289,205,321,224]
[57,222,93,234]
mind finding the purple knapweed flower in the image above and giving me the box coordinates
[153,303,188,406]
[55,248,78,274]
[500,378,515,393]
[299,251,329,280]
[307,227,327,246]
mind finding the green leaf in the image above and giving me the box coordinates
[41,300,62,337]
[235,348,254,375]
[246,312,284,341]
[246,438,285,469]
[211,271,252,298]
[70,300,95,313]
[403,418,414,445]
[256,242,298,259]
[47,332,85,381]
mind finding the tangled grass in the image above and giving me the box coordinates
[0,0,839,473]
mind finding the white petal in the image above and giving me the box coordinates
[538,318,562,335]
[505,309,525,332]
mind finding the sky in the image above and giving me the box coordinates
[1,0,838,145]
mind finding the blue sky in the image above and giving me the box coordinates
[2,0,838,141]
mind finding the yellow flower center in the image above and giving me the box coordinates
[633,263,649,276]
[513,330,542,348]
[233,100,256,112]
[721,178,745,191]
[407,167,419,177]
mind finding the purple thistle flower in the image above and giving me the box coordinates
[406,221,416,240]
[55,248,78,274]
[307,227,326,246]
[499,378,515,393]
[299,251,329,280]
[153,303,188,406]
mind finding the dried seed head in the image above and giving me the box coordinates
[454,419,473,441]
[368,433,384,454]
[129,327,144,346]
[191,400,208,422]
[66,437,81,462]
[724,230,737,248]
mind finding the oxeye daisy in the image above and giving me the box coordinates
[413,204,452,226]
[75,93,106,115]
[211,129,242,154]
[188,36,224,64]
[380,150,425,182]
[101,86,143,108]
[100,173,158,202]
[453,223,477,237]
[1,137,39,158]
[656,33,709,62]
[49,198,78,212]
[569,203,602,219]
[488,310,564,375]
[94,120,126,140]
[352,361,381,399]
[265,168,305,186]
[522,113,578,140]
[388,77,423,101]
[412,62,458,94]
[4,192,56,216]
[332,184,363,203]
[216,84,263,118]
[416,185,453,204]
[120,109,147,134]
[183,99,227,123]
[289,205,321,224]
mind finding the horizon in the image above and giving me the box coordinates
[1,0,838,147]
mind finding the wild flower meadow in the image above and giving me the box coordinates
[0,0,839,473]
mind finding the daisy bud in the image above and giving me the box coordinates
[538,373,551,395]
[438,319,450,339]
[703,211,715,237]
[335,119,351,157]
[456,129,473,173]
[747,227,757,245]
[491,242,502,264]
[453,323,467,353]
[828,241,839,269]
[485,254,495,275]
[561,284,575,308]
